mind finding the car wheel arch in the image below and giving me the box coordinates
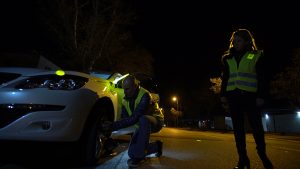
[77,97,115,165]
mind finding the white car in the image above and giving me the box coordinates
[0,67,126,165]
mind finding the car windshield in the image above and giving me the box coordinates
[89,72,112,80]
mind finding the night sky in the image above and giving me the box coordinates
[1,1,300,117]
[133,1,300,113]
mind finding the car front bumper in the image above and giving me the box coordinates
[0,88,97,142]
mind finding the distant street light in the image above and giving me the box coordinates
[172,96,179,111]
[172,96,179,127]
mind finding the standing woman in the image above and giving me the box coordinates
[220,29,273,169]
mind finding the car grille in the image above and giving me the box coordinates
[0,72,21,86]
[0,104,65,129]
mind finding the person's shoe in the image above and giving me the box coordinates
[127,158,145,168]
[155,140,163,157]
[234,157,250,169]
[259,153,273,169]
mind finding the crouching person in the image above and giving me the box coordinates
[102,75,164,168]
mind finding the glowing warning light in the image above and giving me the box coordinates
[55,70,65,76]
[196,139,202,142]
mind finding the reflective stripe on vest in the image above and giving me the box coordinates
[226,51,261,92]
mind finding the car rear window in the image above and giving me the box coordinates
[0,72,21,85]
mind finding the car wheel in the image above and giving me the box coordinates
[79,113,110,165]
[94,118,107,159]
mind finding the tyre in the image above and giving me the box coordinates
[79,110,111,165]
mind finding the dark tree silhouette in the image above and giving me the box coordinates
[36,0,154,75]
[270,48,300,106]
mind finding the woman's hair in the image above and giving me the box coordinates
[222,28,258,61]
[229,28,257,51]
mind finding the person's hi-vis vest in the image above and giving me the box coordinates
[122,87,148,128]
[226,50,262,92]
[123,87,148,117]
[122,87,164,128]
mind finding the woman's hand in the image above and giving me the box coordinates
[256,98,265,107]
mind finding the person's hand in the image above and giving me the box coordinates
[102,121,113,131]
[220,96,228,103]
[256,98,265,107]
[220,96,229,112]
[101,121,113,135]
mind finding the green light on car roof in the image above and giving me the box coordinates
[55,70,65,76]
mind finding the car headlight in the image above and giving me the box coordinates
[15,75,88,90]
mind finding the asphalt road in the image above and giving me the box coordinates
[97,128,300,169]
[1,127,300,169]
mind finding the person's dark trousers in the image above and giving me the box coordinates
[128,115,162,159]
[228,90,266,162]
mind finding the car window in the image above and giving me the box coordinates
[89,72,112,80]
[133,73,159,94]
[139,78,159,94]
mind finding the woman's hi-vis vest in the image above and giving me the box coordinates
[226,50,262,92]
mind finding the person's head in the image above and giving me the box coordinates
[122,75,139,98]
[229,28,257,52]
